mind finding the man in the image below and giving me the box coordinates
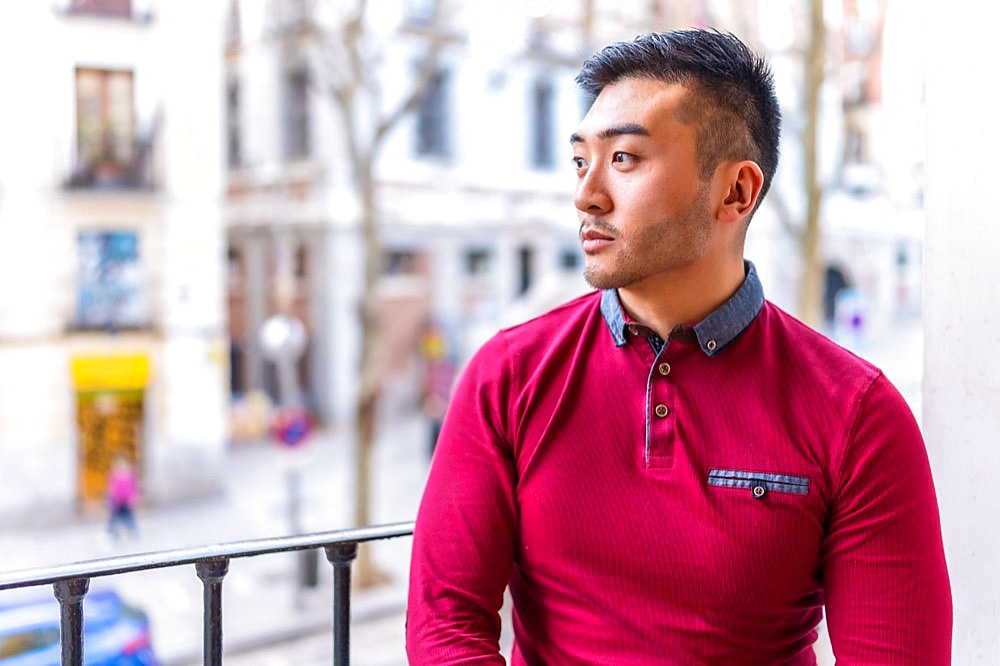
[406,30,951,664]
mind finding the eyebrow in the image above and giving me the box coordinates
[569,123,650,144]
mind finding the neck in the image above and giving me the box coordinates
[617,258,746,339]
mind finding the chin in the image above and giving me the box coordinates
[583,267,617,290]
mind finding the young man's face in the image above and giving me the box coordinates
[571,78,716,290]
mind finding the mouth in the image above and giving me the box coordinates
[580,225,615,254]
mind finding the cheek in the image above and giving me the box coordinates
[623,181,685,220]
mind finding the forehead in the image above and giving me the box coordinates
[575,78,693,139]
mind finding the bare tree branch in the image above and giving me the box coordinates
[374,6,449,146]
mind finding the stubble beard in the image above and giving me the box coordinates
[582,188,712,291]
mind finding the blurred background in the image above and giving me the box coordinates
[0,0,937,664]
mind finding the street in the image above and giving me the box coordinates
[0,402,431,665]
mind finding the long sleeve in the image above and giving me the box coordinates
[406,336,518,665]
[821,373,952,663]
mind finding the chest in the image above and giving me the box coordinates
[510,343,832,609]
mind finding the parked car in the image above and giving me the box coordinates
[0,588,157,666]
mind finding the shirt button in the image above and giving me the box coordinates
[706,340,718,351]
[752,483,767,499]
[658,362,671,376]
[654,404,669,418]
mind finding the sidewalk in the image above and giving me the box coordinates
[0,407,433,665]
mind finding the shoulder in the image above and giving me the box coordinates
[755,300,881,383]
[480,290,603,355]
[754,300,917,439]
[461,290,603,382]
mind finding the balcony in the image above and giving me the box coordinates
[63,144,157,192]
[64,110,161,192]
[0,522,414,665]
[59,0,154,23]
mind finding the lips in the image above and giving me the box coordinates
[580,226,615,253]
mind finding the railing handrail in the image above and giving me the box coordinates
[0,521,415,665]
[0,520,415,591]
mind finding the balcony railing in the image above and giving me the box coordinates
[0,521,414,666]
[64,110,161,191]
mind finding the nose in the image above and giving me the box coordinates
[574,164,612,215]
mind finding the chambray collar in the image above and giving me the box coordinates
[600,260,765,357]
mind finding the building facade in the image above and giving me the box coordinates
[0,0,229,523]
[223,0,922,429]
[223,0,778,427]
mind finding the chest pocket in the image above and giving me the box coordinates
[707,468,809,500]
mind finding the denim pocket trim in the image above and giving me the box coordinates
[707,468,809,496]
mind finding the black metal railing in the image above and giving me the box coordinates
[0,521,414,666]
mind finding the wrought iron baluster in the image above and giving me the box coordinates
[325,542,358,666]
[53,577,90,666]
[196,559,230,666]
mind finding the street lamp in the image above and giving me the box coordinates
[258,312,319,594]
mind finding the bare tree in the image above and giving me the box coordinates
[283,0,449,587]
[798,0,825,326]
[763,0,826,327]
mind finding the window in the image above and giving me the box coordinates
[530,78,556,169]
[227,77,242,168]
[283,66,310,161]
[72,68,135,188]
[225,0,242,49]
[517,246,535,295]
[415,70,451,158]
[383,250,419,276]
[559,247,580,270]
[405,0,437,25]
[464,248,492,276]
[76,230,148,331]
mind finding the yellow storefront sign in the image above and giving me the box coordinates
[71,354,150,390]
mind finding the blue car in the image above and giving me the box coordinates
[0,588,157,666]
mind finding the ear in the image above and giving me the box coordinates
[718,161,764,224]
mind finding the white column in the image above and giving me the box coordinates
[923,0,1000,661]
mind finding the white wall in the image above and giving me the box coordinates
[923,0,1000,661]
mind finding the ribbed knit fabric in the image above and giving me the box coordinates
[407,285,951,665]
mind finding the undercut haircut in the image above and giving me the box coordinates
[576,30,781,216]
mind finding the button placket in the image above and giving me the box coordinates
[646,350,676,467]
[652,352,672,420]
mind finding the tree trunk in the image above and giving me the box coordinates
[350,158,391,588]
[798,0,826,327]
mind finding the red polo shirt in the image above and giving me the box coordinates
[407,263,951,664]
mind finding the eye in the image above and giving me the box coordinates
[571,156,588,171]
[612,151,636,165]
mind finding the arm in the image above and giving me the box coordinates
[406,336,518,664]
[822,373,952,664]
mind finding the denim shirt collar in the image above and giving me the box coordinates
[600,260,765,357]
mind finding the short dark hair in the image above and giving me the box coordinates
[576,30,781,214]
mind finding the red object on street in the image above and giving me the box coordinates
[268,406,314,447]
